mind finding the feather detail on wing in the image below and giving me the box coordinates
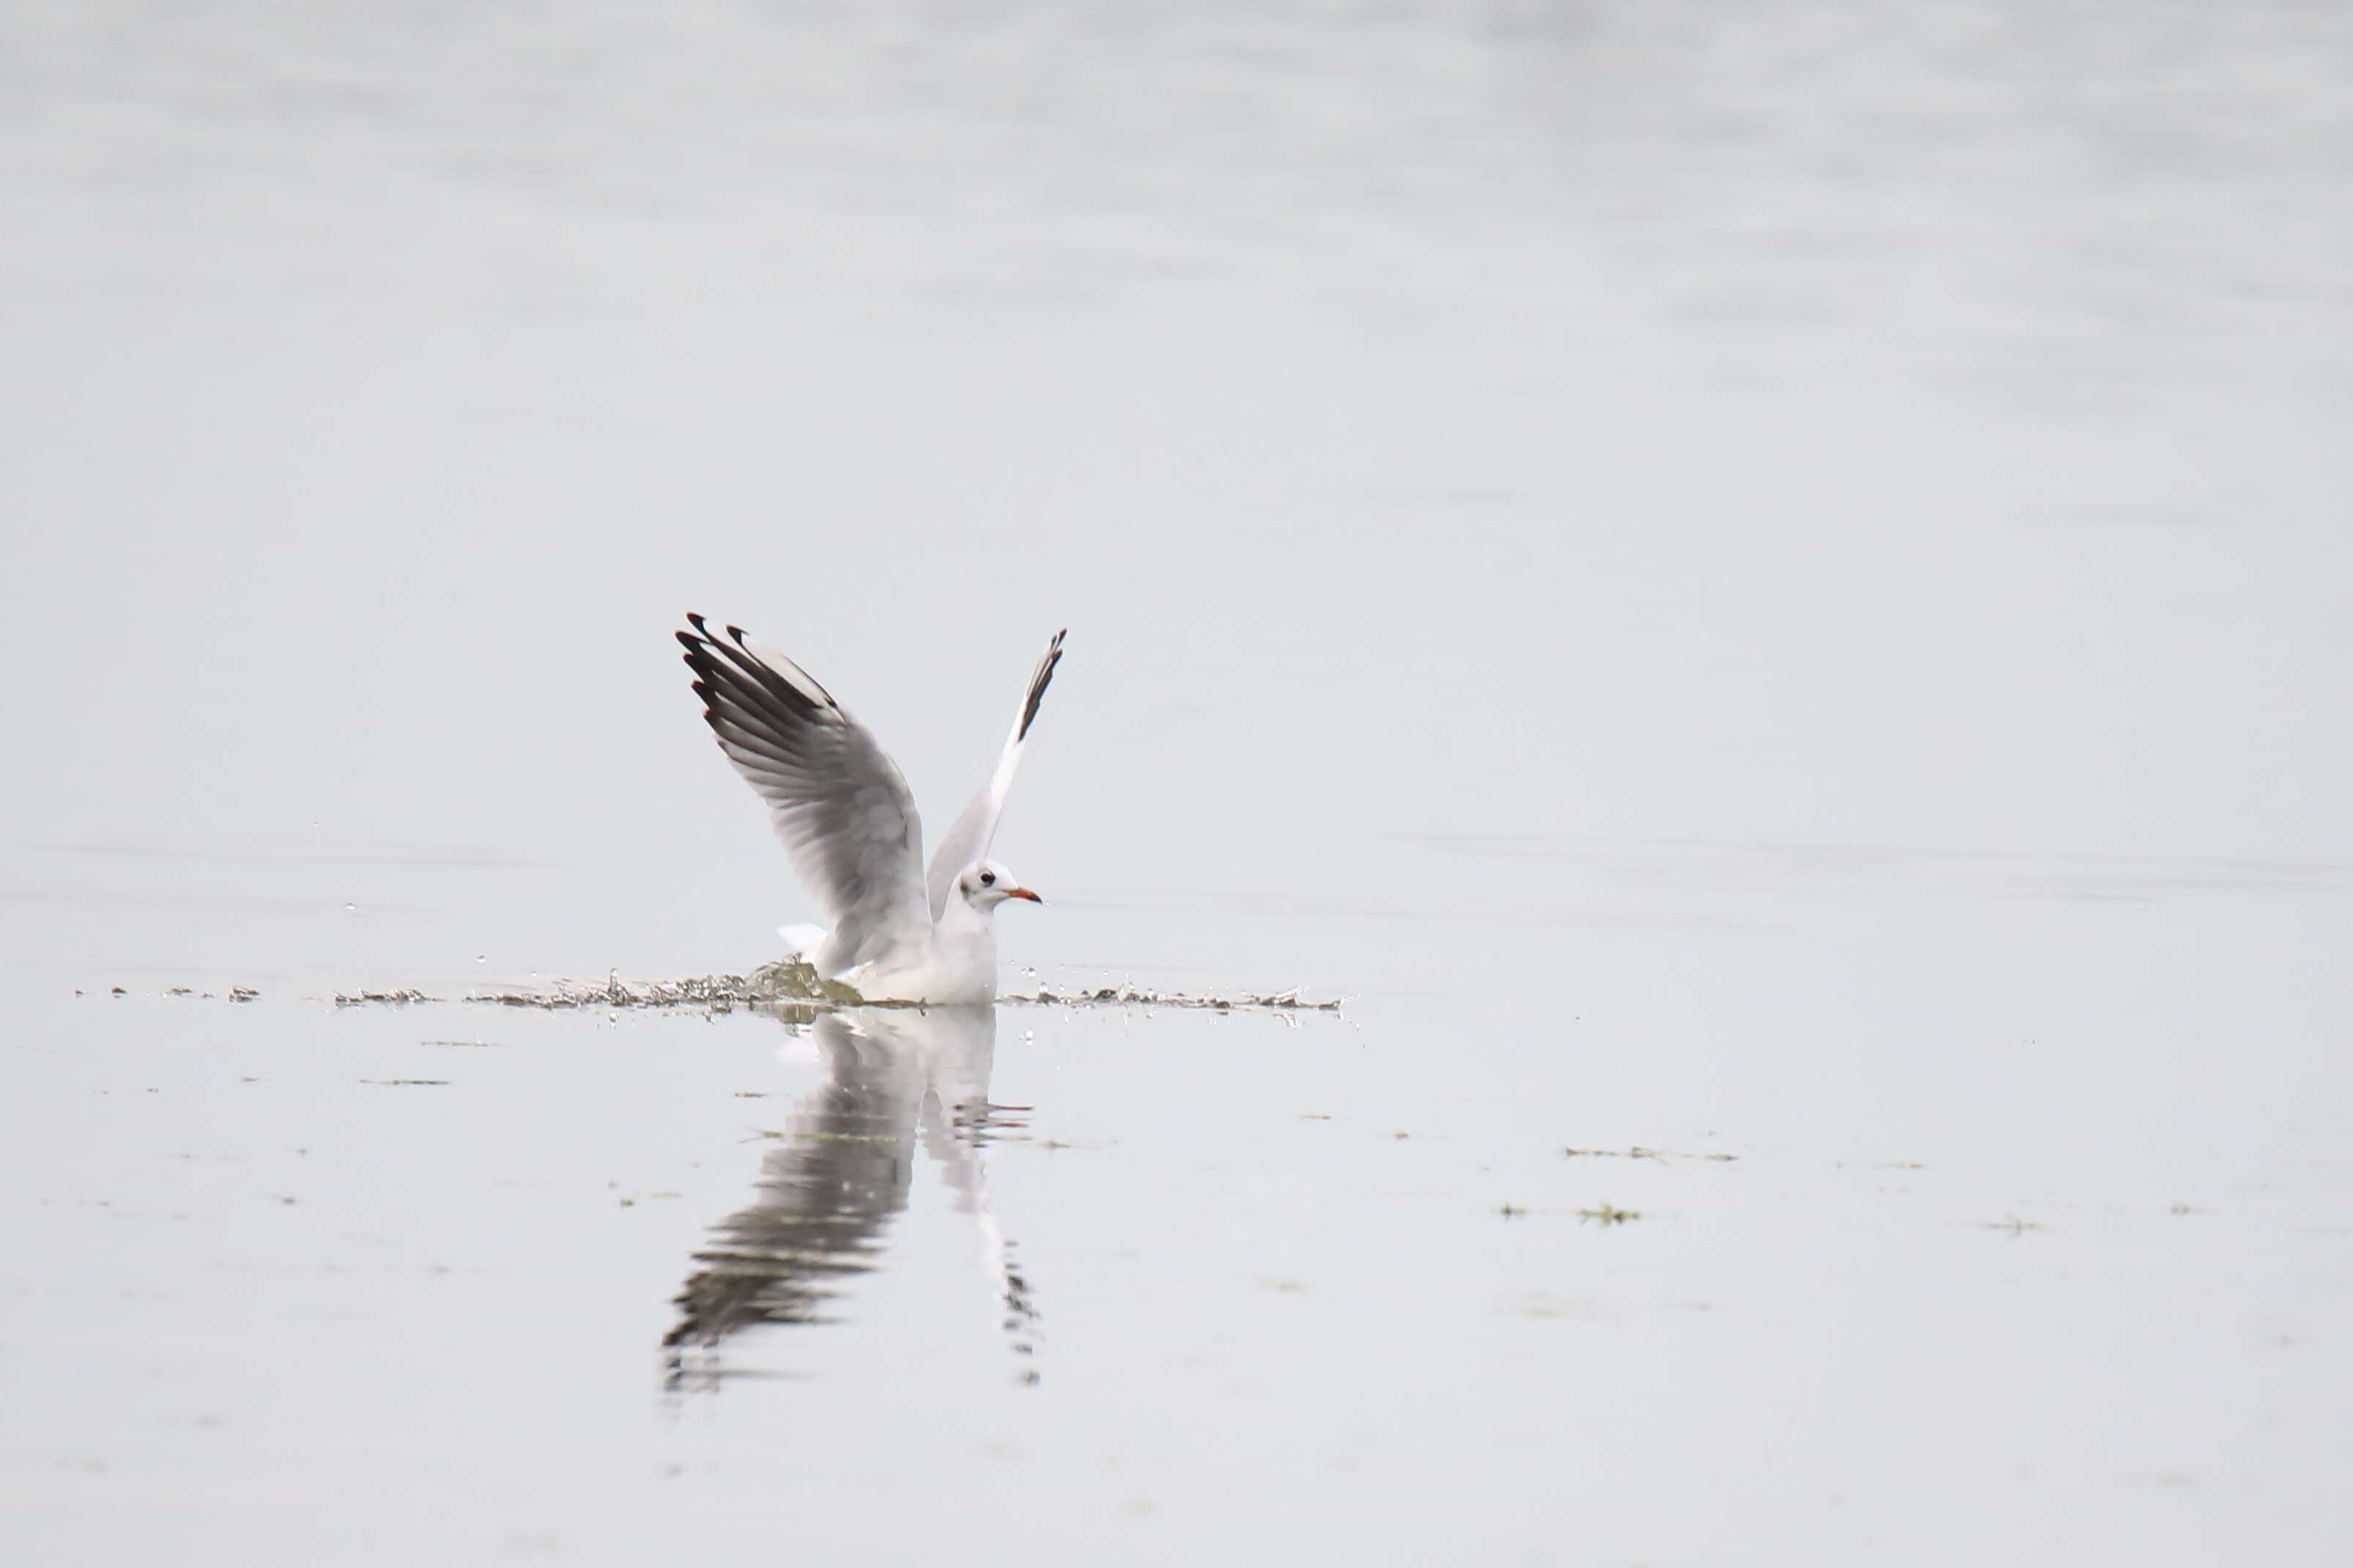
[926,629,1066,920]
[678,615,930,964]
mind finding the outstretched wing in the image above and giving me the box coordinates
[926,629,1066,920]
[678,615,930,961]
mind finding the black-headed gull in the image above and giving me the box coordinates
[677,615,1064,1003]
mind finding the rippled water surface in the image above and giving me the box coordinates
[4,3,2351,1564]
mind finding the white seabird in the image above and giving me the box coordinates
[677,615,1063,1003]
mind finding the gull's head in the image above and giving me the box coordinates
[959,859,1042,912]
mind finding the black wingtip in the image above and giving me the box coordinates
[1016,630,1066,741]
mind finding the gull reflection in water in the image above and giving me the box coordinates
[664,1004,1040,1388]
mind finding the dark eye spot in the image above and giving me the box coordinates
[979,871,996,887]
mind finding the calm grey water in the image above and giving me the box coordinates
[4,4,2351,1564]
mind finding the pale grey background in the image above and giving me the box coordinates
[3,4,2349,1564]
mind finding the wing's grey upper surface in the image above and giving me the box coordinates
[677,615,929,964]
[925,628,1066,920]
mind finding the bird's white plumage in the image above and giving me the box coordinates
[679,615,1061,1003]
[925,629,1064,921]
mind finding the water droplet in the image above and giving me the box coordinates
[343,903,356,913]
[474,954,486,964]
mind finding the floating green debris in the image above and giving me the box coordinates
[1562,1146,1736,1163]
[1006,983,1341,1012]
[324,966,1342,1016]
[334,989,432,1007]
[451,967,844,1015]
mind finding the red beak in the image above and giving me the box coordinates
[1006,886,1043,904]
